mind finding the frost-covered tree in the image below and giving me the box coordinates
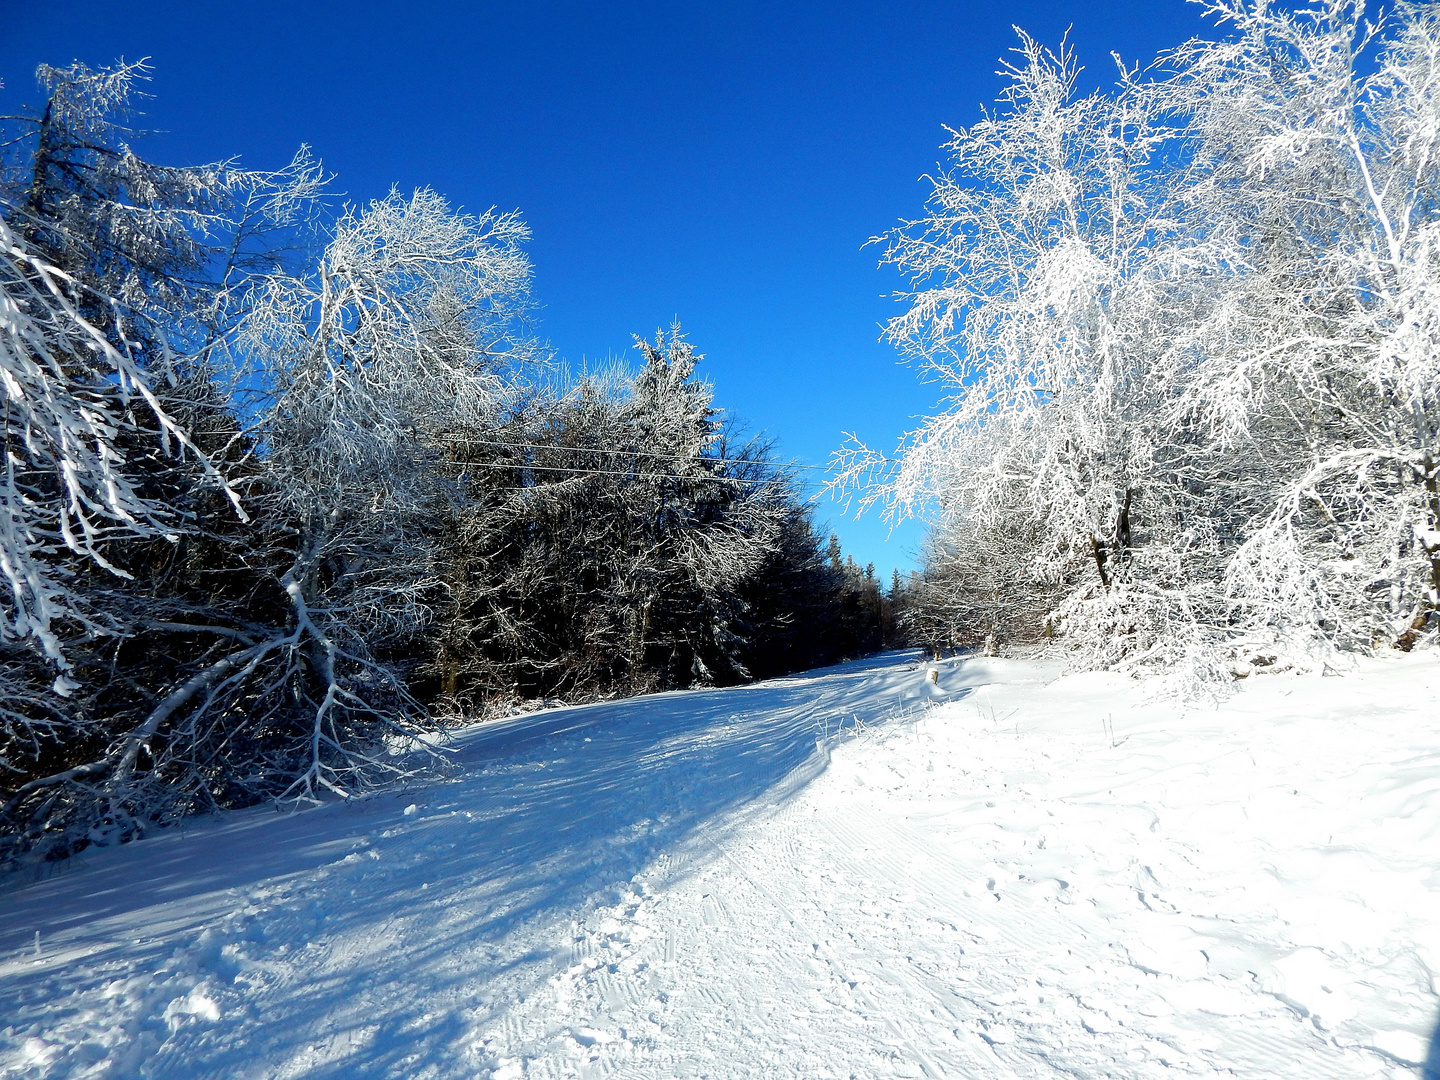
[0,62,417,861]
[195,188,538,798]
[0,220,205,672]
[905,495,1067,658]
[836,30,1222,676]
[1166,0,1440,654]
[843,0,1440,682]
[5,60,225,333]
[0,63,293,861]
[3,181,534,858]
[0,60,271,680]
[3,60,323,356]
[432,326,797,704]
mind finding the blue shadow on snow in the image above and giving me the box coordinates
[0,649,966,1080]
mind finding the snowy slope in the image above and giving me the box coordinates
[2,651,1438,1079]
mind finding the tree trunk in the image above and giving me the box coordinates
[1090,534,1111,590]
[1116,488,1134,555]
[1421,454,1440,608]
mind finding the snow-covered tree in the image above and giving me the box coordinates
[0,62,297,859]
[432,326,797,703]
[845,0,1440,683]
[1166,0,1440,654]
[0,219,209,672]
[187,188,539,799]
[835,30,1222,676]
[0,62,388,860]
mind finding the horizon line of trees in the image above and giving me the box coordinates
[0,60,885,868]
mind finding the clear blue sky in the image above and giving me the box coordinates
[2,0,1206,581]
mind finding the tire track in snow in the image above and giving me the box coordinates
[696,819,982,1079]
[677,703,1368,1080]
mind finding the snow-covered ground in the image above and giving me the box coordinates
[3,650,1439,1079]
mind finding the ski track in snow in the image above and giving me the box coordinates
[2,651,1439,1078]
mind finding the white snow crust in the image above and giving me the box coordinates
[2,650,1439,1078]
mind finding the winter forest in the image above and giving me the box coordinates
[0,65,891,865]
[3,0,1439,870]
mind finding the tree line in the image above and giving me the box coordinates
[840,0,1440,690]
[0,62,884,867]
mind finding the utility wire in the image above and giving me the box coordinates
[440,458,805,485]
[439,436,833,472]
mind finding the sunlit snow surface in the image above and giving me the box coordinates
[3,651,1439,1079]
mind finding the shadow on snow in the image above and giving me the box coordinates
[0,650,964,1079]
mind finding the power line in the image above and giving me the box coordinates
[441,458,810,486]
[439,436,833,472]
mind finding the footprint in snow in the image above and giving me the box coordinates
[571,1027,616,1047]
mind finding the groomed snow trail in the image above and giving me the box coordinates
[2,652,1438,1079]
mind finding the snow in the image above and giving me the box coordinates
[2,650,1439,1078]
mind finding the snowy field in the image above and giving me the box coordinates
[2,650,1439,1079]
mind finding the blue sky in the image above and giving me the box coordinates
[2,0,1206,580]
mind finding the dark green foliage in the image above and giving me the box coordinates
[425,331,877,708]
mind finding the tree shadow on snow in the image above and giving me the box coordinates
[0,649,967,1080]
